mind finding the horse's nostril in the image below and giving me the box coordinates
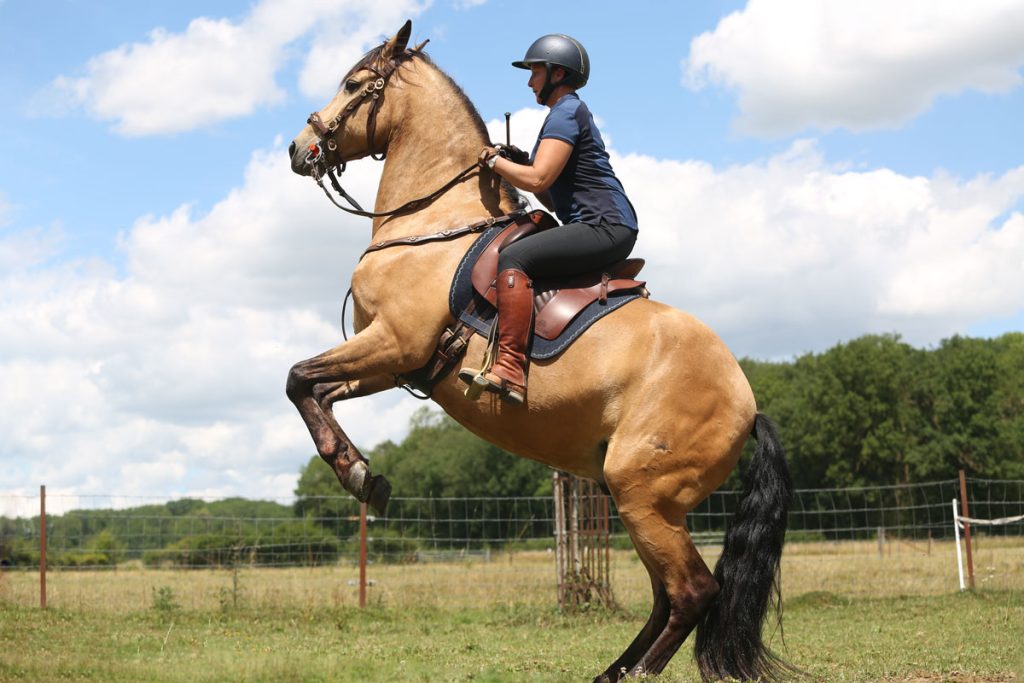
[288,141,296,157]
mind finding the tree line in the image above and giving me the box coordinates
[740,332,1023,490]
[346,331,1023,495]
[3,332,1019,567]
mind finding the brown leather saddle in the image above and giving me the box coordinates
[471,210,647,340]
[400,210,647,396]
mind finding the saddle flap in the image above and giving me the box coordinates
[470,210,557,305]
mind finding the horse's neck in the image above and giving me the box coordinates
[371,66,508,238]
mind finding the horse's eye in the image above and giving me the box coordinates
[344,79,360,94]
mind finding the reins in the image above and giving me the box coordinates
[303,38,488,223]
[311,158,483,220]
[306,39,517,400]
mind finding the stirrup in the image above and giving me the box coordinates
[458,367,490,401]
[480,373,526,406]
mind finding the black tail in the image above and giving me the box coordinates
[695,413,794,682]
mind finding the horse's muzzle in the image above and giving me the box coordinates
[288,139,311,176]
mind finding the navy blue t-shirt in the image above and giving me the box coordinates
[531,93,638,231]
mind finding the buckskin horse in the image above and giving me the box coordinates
[285,21,793,682]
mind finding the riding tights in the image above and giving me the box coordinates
[497,220,637,281]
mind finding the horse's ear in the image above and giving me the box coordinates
[384,20,412,58]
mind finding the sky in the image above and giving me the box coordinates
[1,0,1022,505]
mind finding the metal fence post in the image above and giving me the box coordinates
[359,501,368,608]
[958,470,975,589]
[39,485,47,609]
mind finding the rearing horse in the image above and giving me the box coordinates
[286,21,793,682]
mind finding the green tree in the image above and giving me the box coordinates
[368,407,552,498]
[86,528,125,564]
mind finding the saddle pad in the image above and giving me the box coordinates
[449,223,643,360]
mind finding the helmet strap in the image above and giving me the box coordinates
[539,63,564,105]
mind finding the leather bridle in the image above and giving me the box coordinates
[303,41,485,221]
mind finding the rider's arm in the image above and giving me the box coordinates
[485,138,572,194]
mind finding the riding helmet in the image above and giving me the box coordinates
[512,34,590,88]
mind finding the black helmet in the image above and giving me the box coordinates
[512,34,590,88]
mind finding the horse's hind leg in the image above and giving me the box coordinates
[627,524,717,677]
[601,450,723,679]
[594,572,671,682]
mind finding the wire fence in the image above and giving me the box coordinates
[1,477,1022,607]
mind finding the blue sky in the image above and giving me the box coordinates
[2,0,1023,502]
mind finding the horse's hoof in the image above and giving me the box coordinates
[367,475,392,515]
[342,460,370,501]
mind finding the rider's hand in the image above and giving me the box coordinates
[479,146,499,169]
[495,143,530,165]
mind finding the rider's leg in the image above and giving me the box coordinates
[479,267,533,404]
[464,221,637,404]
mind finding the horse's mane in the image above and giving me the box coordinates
[343,42,526,209]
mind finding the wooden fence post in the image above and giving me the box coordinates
[553,471,615,611]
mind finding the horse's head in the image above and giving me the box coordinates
[289,20,418,176]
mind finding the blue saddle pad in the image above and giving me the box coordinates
[449,223,643,360]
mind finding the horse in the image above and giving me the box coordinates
[285,20,794,682]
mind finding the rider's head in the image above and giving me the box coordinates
[512,34,589,106]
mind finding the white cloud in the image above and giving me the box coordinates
[50,0,427,135]
[615,142,1024,356]
[683,0,1024,136]
[2,110,1023,499]
[0,147,423,499]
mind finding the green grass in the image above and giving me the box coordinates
[2,543,1022,681]
[1,590,1021,682]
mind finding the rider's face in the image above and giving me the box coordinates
[528,64,545,102]
[528,64,566,105]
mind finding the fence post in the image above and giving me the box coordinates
[39,485,47,610]
[359,502,367,608]
[958,470,975,589]
[952,499,965,591]
[552,471,614,611]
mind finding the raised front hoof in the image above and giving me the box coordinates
[341,460,371,500]
[366,474,392,515]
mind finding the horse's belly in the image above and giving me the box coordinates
[430,299,756,481]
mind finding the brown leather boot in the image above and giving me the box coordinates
[481,268,533,405]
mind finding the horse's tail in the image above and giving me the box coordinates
[694,412,795,682]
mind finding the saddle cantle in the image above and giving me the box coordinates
[400,210,648,395]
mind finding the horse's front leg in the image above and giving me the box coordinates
[313,375,398,413]
[286,323,407,513]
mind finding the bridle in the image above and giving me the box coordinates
[303,40,482,221]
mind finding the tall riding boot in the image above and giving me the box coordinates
[481,269,534,404]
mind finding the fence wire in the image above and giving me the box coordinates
[1,478,1022,605]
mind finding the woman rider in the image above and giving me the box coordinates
[463,34,639,405]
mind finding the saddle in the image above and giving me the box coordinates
[470,211,647,340]
[400,210,648,395]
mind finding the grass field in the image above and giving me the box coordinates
[1,541,1022,681]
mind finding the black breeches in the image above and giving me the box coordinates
[497,220,637,281]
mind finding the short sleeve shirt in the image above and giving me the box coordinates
[531,93,638,230]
